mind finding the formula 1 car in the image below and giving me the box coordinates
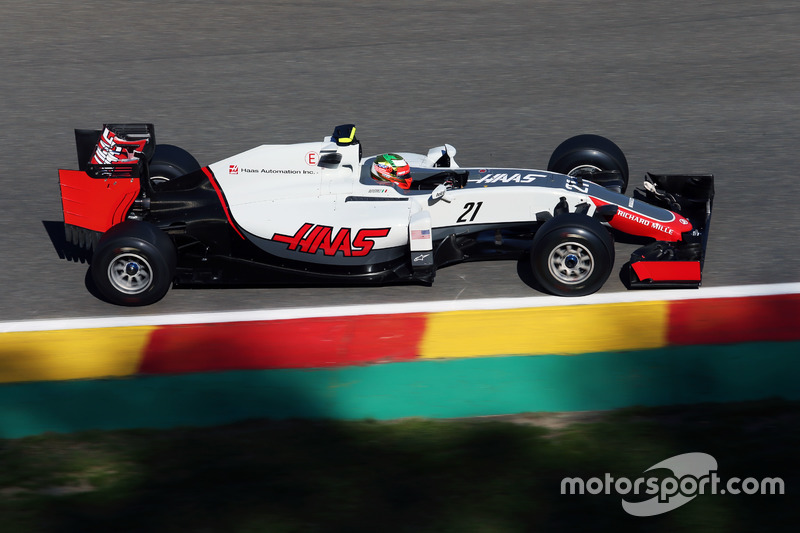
[58,124,714,306]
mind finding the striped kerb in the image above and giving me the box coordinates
[2,294,800,385]
[139,314,428,374]
[419,301,670,358]
[0,327,153,383]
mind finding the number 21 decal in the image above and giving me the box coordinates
[457,201,483,223]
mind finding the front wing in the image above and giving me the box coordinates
[627,173,715,288]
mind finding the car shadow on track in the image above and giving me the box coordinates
[42,220,110,303]
[42,220,92,264]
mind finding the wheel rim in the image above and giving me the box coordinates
[548,241,594,285]
[107,252,153,294]
[568,164,602,176]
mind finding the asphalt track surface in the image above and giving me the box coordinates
[1,1,799,322]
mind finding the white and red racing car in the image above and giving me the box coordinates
[58,124,714,306]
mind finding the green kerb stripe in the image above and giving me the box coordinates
[1,341,798,439]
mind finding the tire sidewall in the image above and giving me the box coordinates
[547,134,629,193]
[531,214,614,296]
[552,150,624,177]
[148,144,201,183]
[149,162,186,183]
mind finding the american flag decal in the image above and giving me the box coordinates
[411,229,431,240]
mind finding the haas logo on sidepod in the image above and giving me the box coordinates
[271,223,390,257]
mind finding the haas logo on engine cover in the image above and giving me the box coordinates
[271,223,390,257]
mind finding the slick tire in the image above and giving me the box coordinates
[91,221,177,306]
[548,134,629,194]
[148,144,201,185]
[531,213,614,297]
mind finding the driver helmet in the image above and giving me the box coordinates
[371,153,412,189]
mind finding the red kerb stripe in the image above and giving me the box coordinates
[668,294,800,345]
[140,314,428,373]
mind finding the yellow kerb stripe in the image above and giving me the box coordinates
[0,327,154,384]
[420,301,669,359]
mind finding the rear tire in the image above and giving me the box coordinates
[548,134,629,194]
[91,221,176,306]
[531,213,614,296]
[149,144,201,185]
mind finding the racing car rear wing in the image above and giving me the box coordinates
[60,124,156,248]
[628,173,715,288]
[74,123,155,179]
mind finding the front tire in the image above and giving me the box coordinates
[548,134,629,194]
[91,222,176,306]
[531,213,614,296]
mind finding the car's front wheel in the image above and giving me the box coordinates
[91,222,176,306]
[547,134,629,194]
[531,213,614,296]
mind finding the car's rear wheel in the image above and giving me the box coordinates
[531,213,614,296]
[91,221,176,306]
[548,134,629,194]
[149,144,201,186]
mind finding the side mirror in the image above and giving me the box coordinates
[318,152,342,167]
[430,184,454,204]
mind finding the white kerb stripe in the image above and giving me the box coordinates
[1,282,799,333]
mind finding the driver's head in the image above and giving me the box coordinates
[370,153,412,189]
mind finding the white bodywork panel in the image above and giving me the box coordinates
[203,137,653,265]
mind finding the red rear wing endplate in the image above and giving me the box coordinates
[59,169,140,233]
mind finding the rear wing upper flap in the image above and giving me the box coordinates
[74,123,156,179]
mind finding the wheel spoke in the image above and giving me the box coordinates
[548,241,595,285]
[107,253,153,295]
